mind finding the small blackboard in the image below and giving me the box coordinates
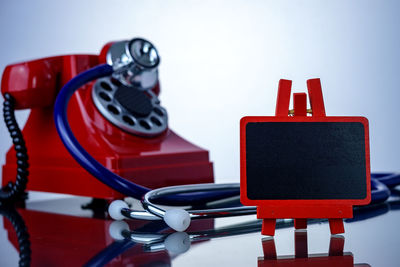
[245,122,367,200]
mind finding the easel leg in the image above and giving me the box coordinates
[294,230,308,258]
[261,219,276,236]
[329,235,344,256]
[262,237,277,260]
[294,219,307,229]
[328,219,344,234]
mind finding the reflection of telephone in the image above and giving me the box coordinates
[3,202,213,266]
[1,39,214,199]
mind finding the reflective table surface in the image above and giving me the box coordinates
[0,193,399,267]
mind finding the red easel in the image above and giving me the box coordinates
[240,79,371,236]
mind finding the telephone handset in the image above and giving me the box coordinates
[1,38,214,200]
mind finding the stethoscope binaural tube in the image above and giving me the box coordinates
[107,183,256,231]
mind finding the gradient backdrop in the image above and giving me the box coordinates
[0,1,400,266]
[0,0,399,189]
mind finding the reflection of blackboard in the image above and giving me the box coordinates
[245,122,367,200]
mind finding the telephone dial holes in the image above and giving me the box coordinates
[153,107,164,117]
[93,78,168,136]
[99,92,111,102]
[107,105,120,115]
[100,81,113,91]
[110,78,122,87]
[139,120,151,130]
[150,116,162,126]
[122,115,135,126]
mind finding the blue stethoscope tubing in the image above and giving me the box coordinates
[370,173,400,204]
[53,64,238,205]
[54,64,400,209]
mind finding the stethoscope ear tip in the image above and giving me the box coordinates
[163,209,191,232]
[164,232,191,254]
[109,220,129,240]
[108,200,129,220]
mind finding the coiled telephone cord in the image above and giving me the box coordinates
[0,204,31,266]
[0,93,29,201]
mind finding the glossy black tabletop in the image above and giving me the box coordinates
[0,192,399,267]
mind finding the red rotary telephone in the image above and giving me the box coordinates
[1,39,214,200]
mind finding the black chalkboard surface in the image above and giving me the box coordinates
[245,122,367,200]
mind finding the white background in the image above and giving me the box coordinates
[0,0,399,185]
[0,1,399,266]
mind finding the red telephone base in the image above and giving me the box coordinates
[4,207,214,266]
[2,128,214,200]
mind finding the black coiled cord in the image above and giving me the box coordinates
[1,93,29,201]
[0,204,31,266]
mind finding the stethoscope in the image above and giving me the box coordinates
[53,38,400,232]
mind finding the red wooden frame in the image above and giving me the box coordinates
[240,79,371,235]
[240,116,371,207]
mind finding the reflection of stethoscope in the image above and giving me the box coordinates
[53,38,400,232]
[85,194,400,267]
